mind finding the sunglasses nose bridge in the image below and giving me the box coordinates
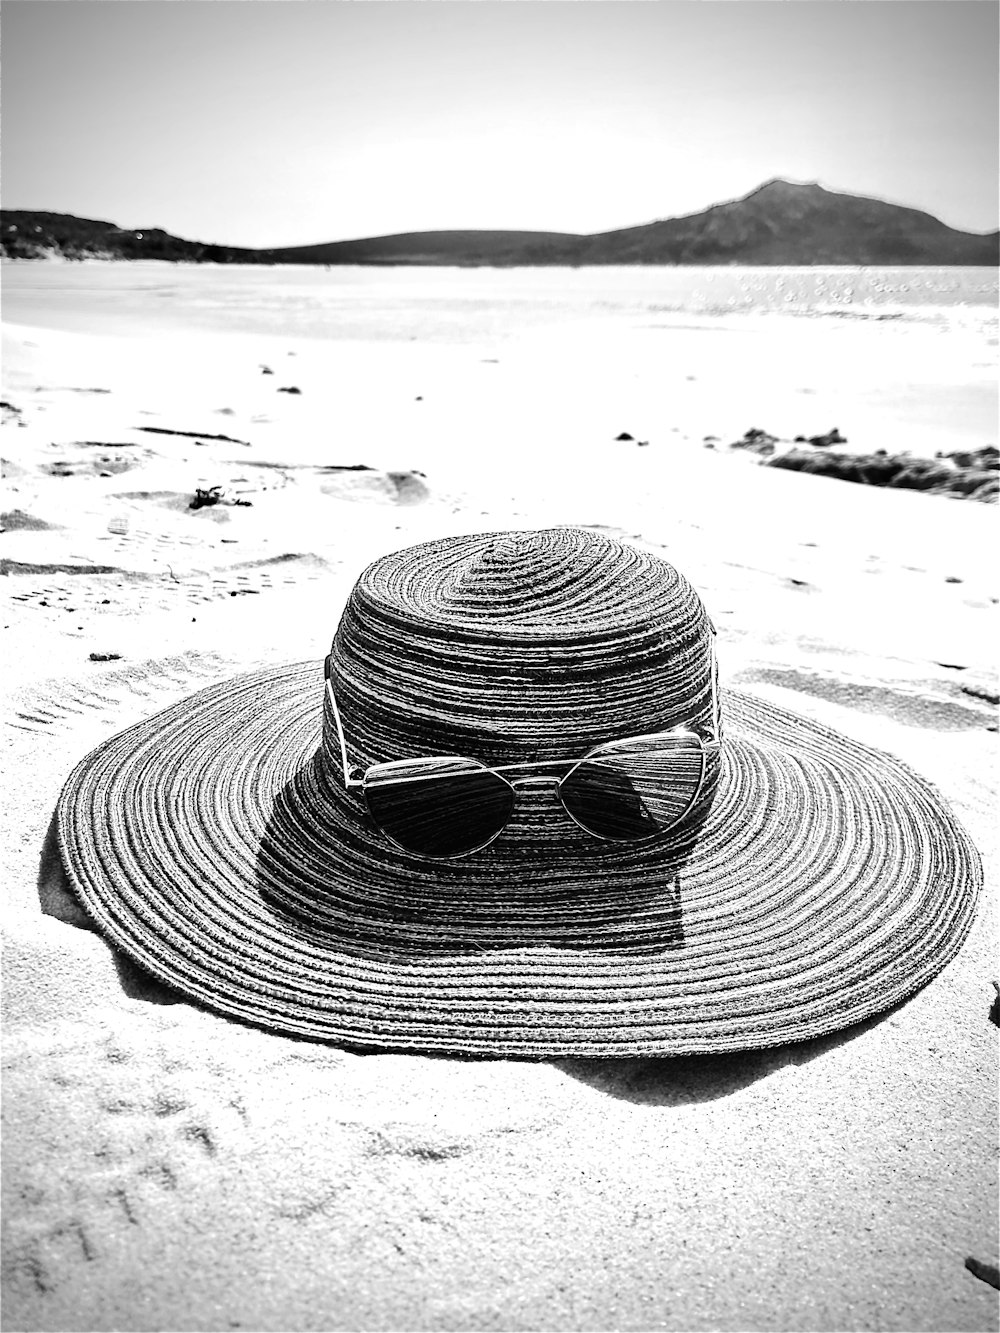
[507,774,567,825]
[501,774,571,842]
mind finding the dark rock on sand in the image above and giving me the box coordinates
[277,386,302,395]
[190,486,224,510]
[89,651,123,662]
[767,449,999,502]
[615,432,635,441]
[965,1256,1000,1290]
[189,486,253,510]
[806,428,847,447]
[730,427,778,457]
[938,445,999,471]
[954,474,998,501]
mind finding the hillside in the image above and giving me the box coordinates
[268,229,584,266]
[564,180,1000,265]
[0,212,277,264]
[3,182,997,266]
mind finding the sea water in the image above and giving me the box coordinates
[3,261,996,456]
[2,261,997,346]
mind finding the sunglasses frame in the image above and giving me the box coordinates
[324,628,722,858]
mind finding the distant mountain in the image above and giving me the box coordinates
[268,229,584,266]
[0,212,578,266]
[3,182,997,266]
[0,211,276,264]
[558,180,1000,265]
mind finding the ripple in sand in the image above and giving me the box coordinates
[0,559,124,576]
[734,664,996,730]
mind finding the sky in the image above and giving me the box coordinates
[2,1,997,248]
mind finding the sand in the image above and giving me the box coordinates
[1,294,998,1332]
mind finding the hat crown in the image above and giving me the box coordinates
[438,532,589,621]
[327,527,716,768]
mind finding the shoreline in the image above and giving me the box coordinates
[5,253,999,266]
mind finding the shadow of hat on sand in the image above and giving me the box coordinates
[37,809,184,1006]
[554,1005,908,1106]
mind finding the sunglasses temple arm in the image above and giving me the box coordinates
[706,621,724,749]
[324,660,364,789]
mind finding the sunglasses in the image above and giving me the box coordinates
[324,634,722,860]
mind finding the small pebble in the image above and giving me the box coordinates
[89,651,122,662]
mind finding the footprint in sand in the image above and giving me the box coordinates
[44,442,152,478]
[1,1023,251,1302]
[4,501,332,624]
[362,1124,478,1163]
[318,467,430,506]
[9,654,238,742]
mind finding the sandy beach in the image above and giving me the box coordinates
[2,268,998,1332]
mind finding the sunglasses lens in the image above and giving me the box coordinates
[559,733,706,841]
[364,757,515,858]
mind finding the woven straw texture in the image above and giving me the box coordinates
[57,528,982,1056]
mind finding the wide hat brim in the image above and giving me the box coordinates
[57,661,981,1057]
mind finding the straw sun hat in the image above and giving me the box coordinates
[58,527,981,1056]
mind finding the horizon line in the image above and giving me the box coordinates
[3,177,999,250]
